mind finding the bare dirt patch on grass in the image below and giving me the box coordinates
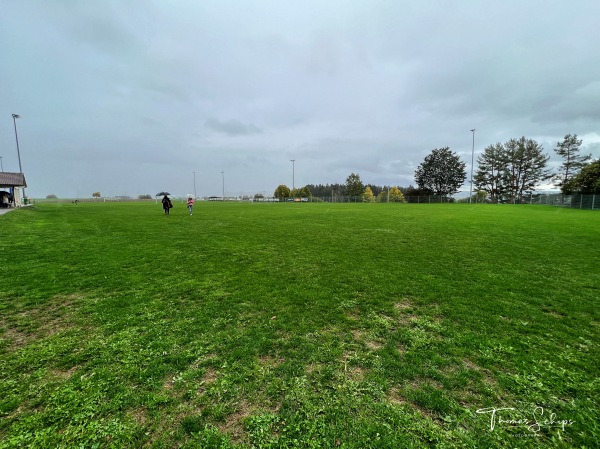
[258,355,285,368]
[351,329,384,351]
[216,400,254,445]
[1,294,87,351]
[48,365,79,381]
[386,385,451,426]
[394,301,414,311]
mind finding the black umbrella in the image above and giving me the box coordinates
[156,192,171,196]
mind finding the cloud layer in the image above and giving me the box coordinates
[1,0,599,198]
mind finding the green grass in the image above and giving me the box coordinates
[0,201,598,448]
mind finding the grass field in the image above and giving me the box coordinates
[0,201,598,448]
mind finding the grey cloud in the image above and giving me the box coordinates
[205,118,262,136]
[3,1,600,198]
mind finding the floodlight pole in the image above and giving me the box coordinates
[0,156,3,172]
[193,171,197,199]
[12,114,25,196]
[12,114,23,173]
[221,171,224,200]
[469,129,476,203]
[291,159,295,191]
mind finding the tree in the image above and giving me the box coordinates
[298,186,312,198]
[363,186,375,202]
[475,138,551,203]
[388,186,406,203]
[414,147,466,196]
[474,190,488,203]
[92,192,101,198]
[274,184,291,200]
[474,143,507,203]
[376,186,406,203]
[366,184,384,197]
[306,183,345,198]
[554,134,591,192]
[345,173,364,198]
[46,194,57,199]
[290,186,311,198]
[503,137,551,202]
[138,194,152,200]
[563,159,600,194]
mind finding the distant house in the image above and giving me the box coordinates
[0,172,27,208]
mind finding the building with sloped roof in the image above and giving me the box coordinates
[0,172,27,207]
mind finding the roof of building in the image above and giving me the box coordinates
[0,172,27,187]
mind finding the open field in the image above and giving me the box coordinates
[1,202,598,448]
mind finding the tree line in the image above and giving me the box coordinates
[273,134,599,202]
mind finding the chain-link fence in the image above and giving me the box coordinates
[512,193,598,210]
[261,193,598,209]
[296,195,453,203]
[446,193,598,209]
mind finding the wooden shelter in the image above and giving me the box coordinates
[0,172,27,208]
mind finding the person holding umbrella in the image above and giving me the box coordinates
[161,194,173,215]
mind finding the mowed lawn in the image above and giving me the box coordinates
[0,201,598,448]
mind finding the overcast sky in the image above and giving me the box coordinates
[2,0,599,198]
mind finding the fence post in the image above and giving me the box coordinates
[593,194,596,210]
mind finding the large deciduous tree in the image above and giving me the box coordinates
[298,186,312,198]
[377,186,406,203]
[388,186,406,203]
[414,147,466,196]
[363,186,375,202]
[345,173,364,198]
[274,184,291,200]
[554,134,591,192]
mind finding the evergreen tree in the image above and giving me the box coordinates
[474,143,508,203]
[554,134,591,193]
[503,137,551,202]
[563,159,600,194]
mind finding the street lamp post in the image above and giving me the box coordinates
[12,114,23,173]
[221,171,224,200]
[469,129,476,204]
[290,159,295,192]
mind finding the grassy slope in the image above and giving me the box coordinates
[0,202,598,448]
